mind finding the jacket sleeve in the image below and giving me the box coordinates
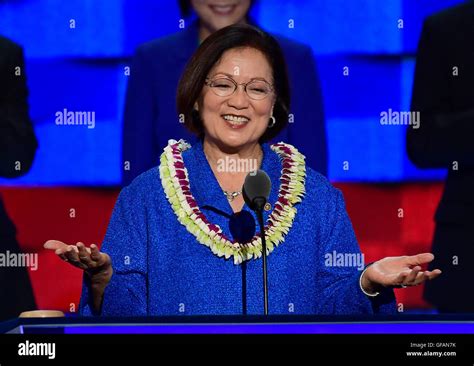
[122,45,158,186]
[407,17,474,169]
[79,186,148,316]
[315,188,396,315]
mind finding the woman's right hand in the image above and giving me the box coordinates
[43,240,113,288]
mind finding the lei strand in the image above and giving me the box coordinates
[159,139,306,264]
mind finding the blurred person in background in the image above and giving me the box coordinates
[407,1,474,313]
[0,35,38,320]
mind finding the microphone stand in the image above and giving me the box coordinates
[253,197,268,315]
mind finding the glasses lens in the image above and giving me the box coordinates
[207,78,273,100]
[247,81,272,100]
[210,78,235,96]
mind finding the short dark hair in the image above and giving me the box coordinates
[178,0,192,18]
[176,23,291,142]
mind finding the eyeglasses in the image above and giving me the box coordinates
[204,77,274,100]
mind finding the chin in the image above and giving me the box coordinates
[219,137,247,149]
[216,133,254,151]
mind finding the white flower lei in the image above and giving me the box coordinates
[159,139,306,264]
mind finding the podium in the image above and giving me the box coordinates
[1,315,474,361]
[2,314,474,334]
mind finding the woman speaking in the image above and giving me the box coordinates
[44,24,441,316]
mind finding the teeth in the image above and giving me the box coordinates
[213,5,233,11]
[223,115,249,125]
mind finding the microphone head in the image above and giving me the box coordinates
[242,170,271,211]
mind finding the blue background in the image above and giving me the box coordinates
[0,0,465,185]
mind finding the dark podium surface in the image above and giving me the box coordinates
[2,314,474,334]
[3,315,474,361]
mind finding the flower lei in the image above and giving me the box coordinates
[159,139,306,265]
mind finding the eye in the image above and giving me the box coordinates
[215,83,232,89]
[248,82,270,94]
[211,79,234,89]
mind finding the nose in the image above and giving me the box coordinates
[227,85,249,109]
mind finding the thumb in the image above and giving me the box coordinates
[405,253,434,266]
[43,240,68,251]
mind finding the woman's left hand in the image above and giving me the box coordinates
[361,253,442,294]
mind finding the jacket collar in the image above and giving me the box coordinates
[175,17,261,61]
[182,139,281,217]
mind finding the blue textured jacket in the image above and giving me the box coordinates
[122,20,327,185]
[80,141,396,316]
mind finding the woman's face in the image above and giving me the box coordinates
[196,47,275,151]
[191,0,251,32]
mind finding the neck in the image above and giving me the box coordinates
[198,18,248,42]
[203,138,263,175]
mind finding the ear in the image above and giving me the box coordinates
[193,102,199,111]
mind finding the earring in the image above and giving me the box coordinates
[268,116,276,128]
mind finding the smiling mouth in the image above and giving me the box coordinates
[222,114,250,127]
[209,4,237,15]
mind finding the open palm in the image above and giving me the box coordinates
[363,253,442,292]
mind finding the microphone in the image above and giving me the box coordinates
[243,170,271,211]
[242,169,271,315]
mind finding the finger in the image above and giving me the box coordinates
[90,244,102,262]
[393,270,410,285]
[425,269,442,280]
[404,266,421,284]
[76,242,91,255]
[55,249,68,262]
[64,246,87,269]
[64,246,79,262]
[405,269,442,287]
[44,240,68,251]
[77,243,95,267]
[405,253,434,266]
[53,244,70,255]
[410,271,429,286]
